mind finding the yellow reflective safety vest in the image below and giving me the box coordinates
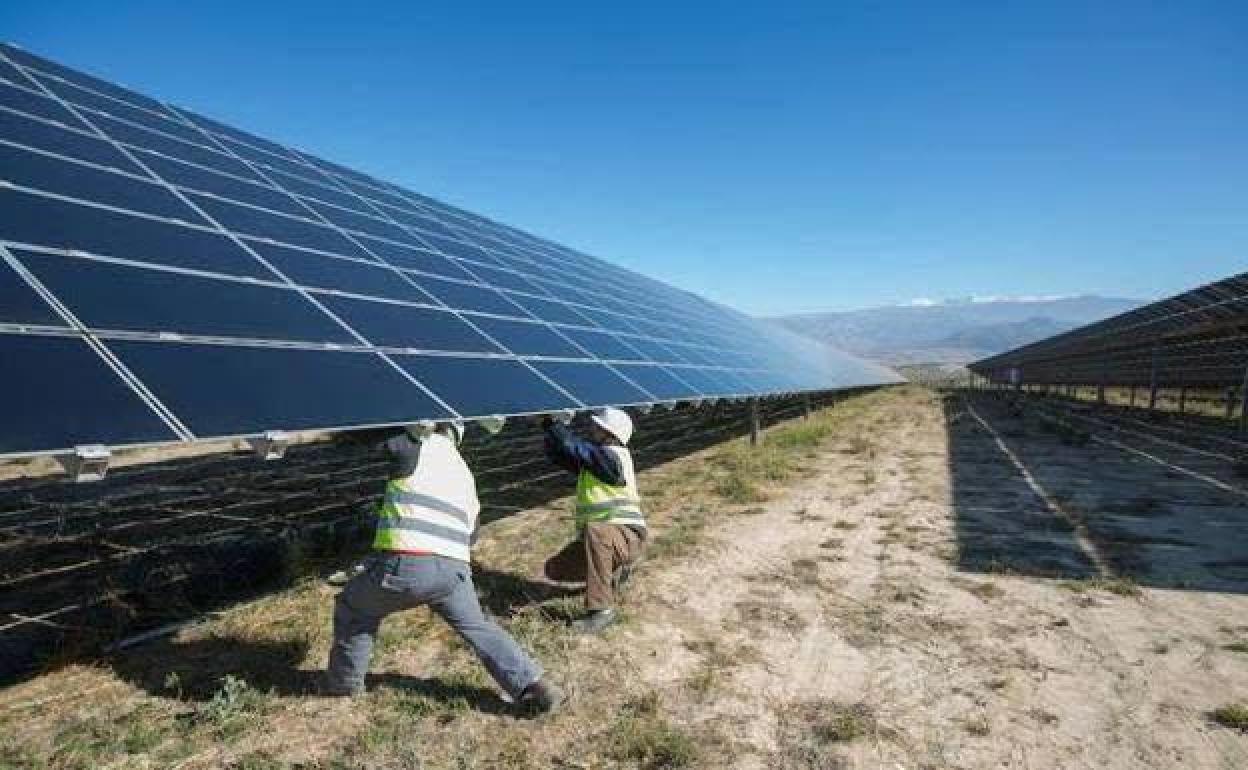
[574,445,646,530]
[372,432,479,562]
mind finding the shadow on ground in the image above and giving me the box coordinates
[943,390,1248,593]
[1,391,850,685]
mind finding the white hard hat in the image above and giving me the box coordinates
[590,407,634,446]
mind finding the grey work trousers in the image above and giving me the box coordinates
[326,553,541,698]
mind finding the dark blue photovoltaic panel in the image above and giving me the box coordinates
[0,109,145,173]
[0,57,30,87]
[0,143,205,222]
[558,328,648,362]
[89,110,263,181]
[263,165,367,212]
[392,355,579,416]
[301,198,412,243]
[0,260,63,326]
[612,364,701,400]
[136,151,309,218]
[111,341,453,436]
[672,367,739,397]
[188,193,373,260]
[529,361,653,405]
[466,316,590,358]
[0,334,176,452]
[0,79,90,129]
[407,274,532,317]
[17,250,355,344]
[504,292,599,327]
[248,242,433,303]
[361,238,479,281]
[0,188,275,279]
[32,74,207,146]
[317,295,503,353]
[2,44,167,114]
[0,43,900,456]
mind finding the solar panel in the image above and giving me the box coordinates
[0,43,901,459]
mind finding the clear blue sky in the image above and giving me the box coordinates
[4,1,1245,315]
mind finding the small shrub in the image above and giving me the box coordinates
[1209,704,1248,731]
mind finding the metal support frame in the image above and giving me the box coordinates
[1148,347,1159,413]
[749,398,761,447]
[247,430,293,461]
[1240,364,1248,434]
[1227,387,1236,421]
[1129,385,1137,408]
[58,445,112,483]
[1178,385,1187,414]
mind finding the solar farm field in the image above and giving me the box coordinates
[4,386,1248,769]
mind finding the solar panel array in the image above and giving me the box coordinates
[971,273,1248,388]
[0,43,900,458]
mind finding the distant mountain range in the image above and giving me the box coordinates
[769,295,1142,366]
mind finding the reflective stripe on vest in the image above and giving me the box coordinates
[574,445,646,530]
[372,433,479,562]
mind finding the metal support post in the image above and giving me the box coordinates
[749,398,762,446]
[1178,385,1187,414]
[802,393,812,420]
[1240,364,1248,434]
[1148,348,1159,413]
[1129,385,1137,408]
[1227,387,1236,421]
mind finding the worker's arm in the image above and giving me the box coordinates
[542,419,623,485]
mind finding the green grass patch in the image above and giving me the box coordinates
[606,692,699,769]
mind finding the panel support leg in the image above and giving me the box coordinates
[802,393,811,420]
[1148,348,1159,414]
[1178,386,1187,415]
[1240,365,1248,434]
[749,398,761,447]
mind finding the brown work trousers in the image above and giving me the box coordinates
[544,522,646,611]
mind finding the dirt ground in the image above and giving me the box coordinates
[3,385,1248,769]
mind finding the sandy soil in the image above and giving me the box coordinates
[612,387,1248,768]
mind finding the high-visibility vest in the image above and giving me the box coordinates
[372,433,479,562]
[574,445,646,530]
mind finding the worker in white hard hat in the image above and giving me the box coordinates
[326,421,563,713]
[541,407,647,634]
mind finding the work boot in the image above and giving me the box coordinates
[516,679,565,715]
[570,608,617,634]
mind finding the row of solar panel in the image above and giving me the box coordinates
[0,43,900,458]
[1,328,845,454]
[0,51,742,344]
[0,116,742,350]
[1,244,802,378]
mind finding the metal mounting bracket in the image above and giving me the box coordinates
[60,444,111,483]
[248,430,292,460]
[476,415,506,435]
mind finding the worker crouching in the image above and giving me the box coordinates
[325,421,562,713]
[542,407,647,634]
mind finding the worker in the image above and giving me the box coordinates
[542,407,647,634]
[325,421,563,714]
